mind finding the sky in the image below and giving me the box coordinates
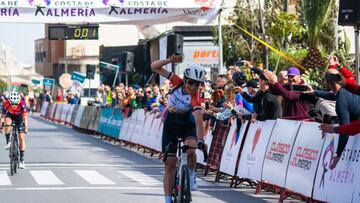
[0,23,44,65]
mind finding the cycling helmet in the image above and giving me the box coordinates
[9,90,21,105]
[232,71,247,86]
[183,64,205,83]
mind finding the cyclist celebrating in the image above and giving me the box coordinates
[151,55,206,203]
[1,90,28,169]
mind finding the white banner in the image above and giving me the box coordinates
[119,116,130,141]
[262,119,301,187]
[313,134,360,203]
[0,0,221,23]
[54,104,63,121]
[130,109,144,145]
[60,104,71,122]
[149,116,162,152]
[74,105,84,127]
[237,120,275,181]
[40,101,49,117]
[196,127,214,165]
[285,122,325,197]
[49,103,57,119]
[143,112,156,148]
[219,119,249,176]
[65,104,75,124]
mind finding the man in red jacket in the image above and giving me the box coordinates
[320,121,360,136]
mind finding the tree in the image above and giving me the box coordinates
[301,0,333,70]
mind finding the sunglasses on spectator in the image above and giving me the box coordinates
[160,89,165,92]
[145,91,152,94]
[187,79,201,87]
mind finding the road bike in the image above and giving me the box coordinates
[5,123,20,176]
[163,138,208,203]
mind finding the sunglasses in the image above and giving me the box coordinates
[187,80,201,87]
[146,91,152,94]
[160,89,165,92]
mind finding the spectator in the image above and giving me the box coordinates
[96,84,105,104]
[215,74,228,90]
[277,71,288,85]
[144,85,156,112]
[45,90,53,103]
[263,68,310,117]
[237,74,281,121]
[135,87,146,109]
[320,120,360,136]
[104,85,112,106]
[308,68,360,169]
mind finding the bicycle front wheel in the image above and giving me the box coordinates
[178,165,191,203]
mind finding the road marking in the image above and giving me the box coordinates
[118,170,162,186]
[30,170,64,185]
[0,186,163,191]
[0,171,11,185]
[75,170,115,185]
[0,163,162,168]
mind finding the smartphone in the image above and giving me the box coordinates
[292,85,308,92]
[327,74,341,82]
[205,101,209,110]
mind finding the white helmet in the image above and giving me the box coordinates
[9,90,21,104]
[183,64,205,83]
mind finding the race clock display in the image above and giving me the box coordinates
[48,24,99,40]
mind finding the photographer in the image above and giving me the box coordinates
[307,69,360,169]
[263,68,310,118]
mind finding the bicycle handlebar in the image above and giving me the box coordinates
[163,143,208,163]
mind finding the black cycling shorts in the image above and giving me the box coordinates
[162,111,197,154]
[5,112,26,133]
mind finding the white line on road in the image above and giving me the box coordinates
[0,186,163,191]
[118,170,162,186]
[0,171,11,185]
[75,170,116,185]
[30,170,64,185]
[0,163,162,168]
[0,186,228,191]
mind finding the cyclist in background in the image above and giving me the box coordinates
[1,90,28,169]
[151,55,206,203]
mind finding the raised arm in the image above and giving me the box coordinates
[150,55,183,78]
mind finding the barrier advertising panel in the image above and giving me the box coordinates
[313,134,360,203]
[40,102,49,117]
[148,116,162,151]
[119,117,130,141]
[74,105,84,127]
[70,105,80,125]
[219,119,249,176]
[262,119,301,187]
[66,105,75,124]
[54,104,63,122]
[60,104,71,123]
[49,103,57,120]
[285,122,325,197]
[196,127,214,165]
[153,117,164,152]
[237,120,275,181]
[130,110,144,145]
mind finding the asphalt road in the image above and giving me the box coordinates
[0,115,275,203]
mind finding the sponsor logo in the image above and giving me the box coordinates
[194,0,215,11]
[265,141,291,163]
[251,128,261,155]
[28,0,51,6]
[103,0,125,6]
[319,136,335,188]
[229,126,239,150]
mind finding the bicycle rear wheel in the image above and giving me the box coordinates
[178,165,191,203]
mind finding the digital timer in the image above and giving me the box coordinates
[48,24,99,40]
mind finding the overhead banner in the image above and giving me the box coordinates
[285,122,325,197]
[70,71,86,94]
[262,119,301,187]
[0,0,221,24]
[237,120,275,181]
[313,134,360,203]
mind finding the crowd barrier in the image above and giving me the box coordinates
[39,102,360,203]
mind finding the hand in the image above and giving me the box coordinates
[263,70,277,84]
[242,60,253,68]
[25,127,28,133]
[170,54,183,63]
[319,124,335,134]
[224,102,233,110]
[234,86,243,94]
[329,156,340,170]
[303,84,314,94]
[251,113,257,123]
[197,139,207,151]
